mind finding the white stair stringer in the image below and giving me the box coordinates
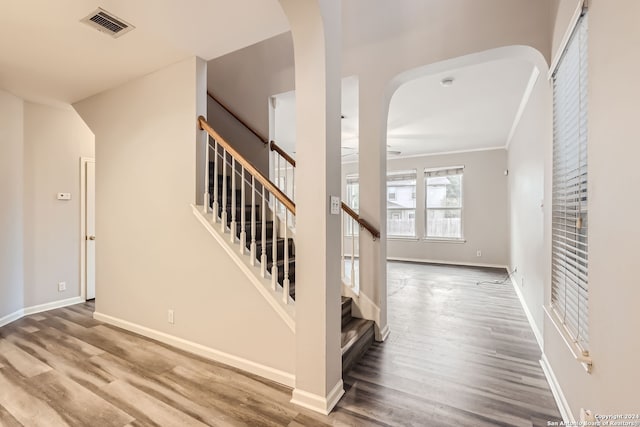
[191,204,295,332]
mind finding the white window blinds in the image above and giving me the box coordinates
[551,13,589,352]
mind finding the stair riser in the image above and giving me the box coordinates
[342,300,353,328]
[342,324,374,376]
[255,239,295,264]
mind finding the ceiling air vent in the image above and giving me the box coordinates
[81,8,134,38]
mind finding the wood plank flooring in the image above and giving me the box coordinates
[0,262,561,426]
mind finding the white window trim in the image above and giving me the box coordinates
[424,167,464,240]
[387,169,417,238]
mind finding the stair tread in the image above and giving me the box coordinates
[341,317,374,353]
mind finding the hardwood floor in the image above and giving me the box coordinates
[0,262,561,426]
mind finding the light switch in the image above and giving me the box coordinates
[57,193,72,200]
[330,196,340,215]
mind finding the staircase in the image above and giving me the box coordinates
[341,296,375,375]
[200,116,374,378]
[209,170,297,299]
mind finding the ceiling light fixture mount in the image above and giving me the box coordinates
[440,77,455,87]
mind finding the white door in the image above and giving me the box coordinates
[86,161,96,300]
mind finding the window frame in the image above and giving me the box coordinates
[424,167,464,241]
[548,10,591,371]
[386,169,417,238]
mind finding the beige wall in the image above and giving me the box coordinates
[0,90,24,319]
[23,103,95,306]
[539,0,640,417]
[507,72,552,340]
[0,92,93,320]
[344,149,509,267]
[74,57,295,376]
[207,32,294,176]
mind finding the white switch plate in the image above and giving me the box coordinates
[57,193,71,200]
[168,309,175,324]
[330,196,340,215]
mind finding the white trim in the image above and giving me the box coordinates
[387,237,419,242]
[24,297,84,315]
[387,146,506,161]
[540,353,575,423]
[505,66,541,149]
[0,309,24,328]
[422,238,466,244]
[509,271,543,351]
[291,380,344,415]
[548,0,586,79]
[79,157,95,301]
[191,205,295,332]
[387,256,507,270]
[1,297,84,328]
[341,283,380,327]
[376,323,391,342]
[544,306,592,372]
[93,311,295,388]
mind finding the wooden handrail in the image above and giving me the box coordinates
[199,116,296,214]
[207,91,268,145]
[270,141,296,167]
[341,202,381,240]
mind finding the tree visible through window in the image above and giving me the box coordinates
[425,167,463,239]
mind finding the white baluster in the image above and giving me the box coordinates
[283,161,287,199]
[230,158,236,243]
[221,149,227,232]
[341,209,345,280]
[351,220,356,289]
[203,140,209,214]
[271,198,278,291]
[260,187,267,278]
[282,210,290,304]
[250,176,256,266]
[239,166,246,254]
[212,140,219,223]
[292,161,295,202]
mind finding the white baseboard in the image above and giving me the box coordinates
[0,309,24,328]
[387,256,507,270]
[540,353,574,423]
[0,296,84,328]
[376,324,391,342]
[93,311,295,388]
[291,380,344,415]
[508,272,544,351]
[24,297,84,316]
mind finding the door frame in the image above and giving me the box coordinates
[80,157,95,301]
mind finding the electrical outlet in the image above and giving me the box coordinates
[168,309,174,324]
[58,281,66,292]
[476,250,482,257]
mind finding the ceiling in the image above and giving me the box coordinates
[0,0,289,106]
[274,58,535,160]
[386,58,535,157]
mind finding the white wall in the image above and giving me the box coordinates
[207,32,295,176]
[23,103,95,306]
[0,90,24,319]
[538,0,640,417]
[507,72,552,342]
[73,57,295,377]
[344,149,509,267]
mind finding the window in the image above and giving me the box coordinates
[551,13,589,353]
[387,170,416,237]
[425,167,463,239]
[345,174,359,236]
